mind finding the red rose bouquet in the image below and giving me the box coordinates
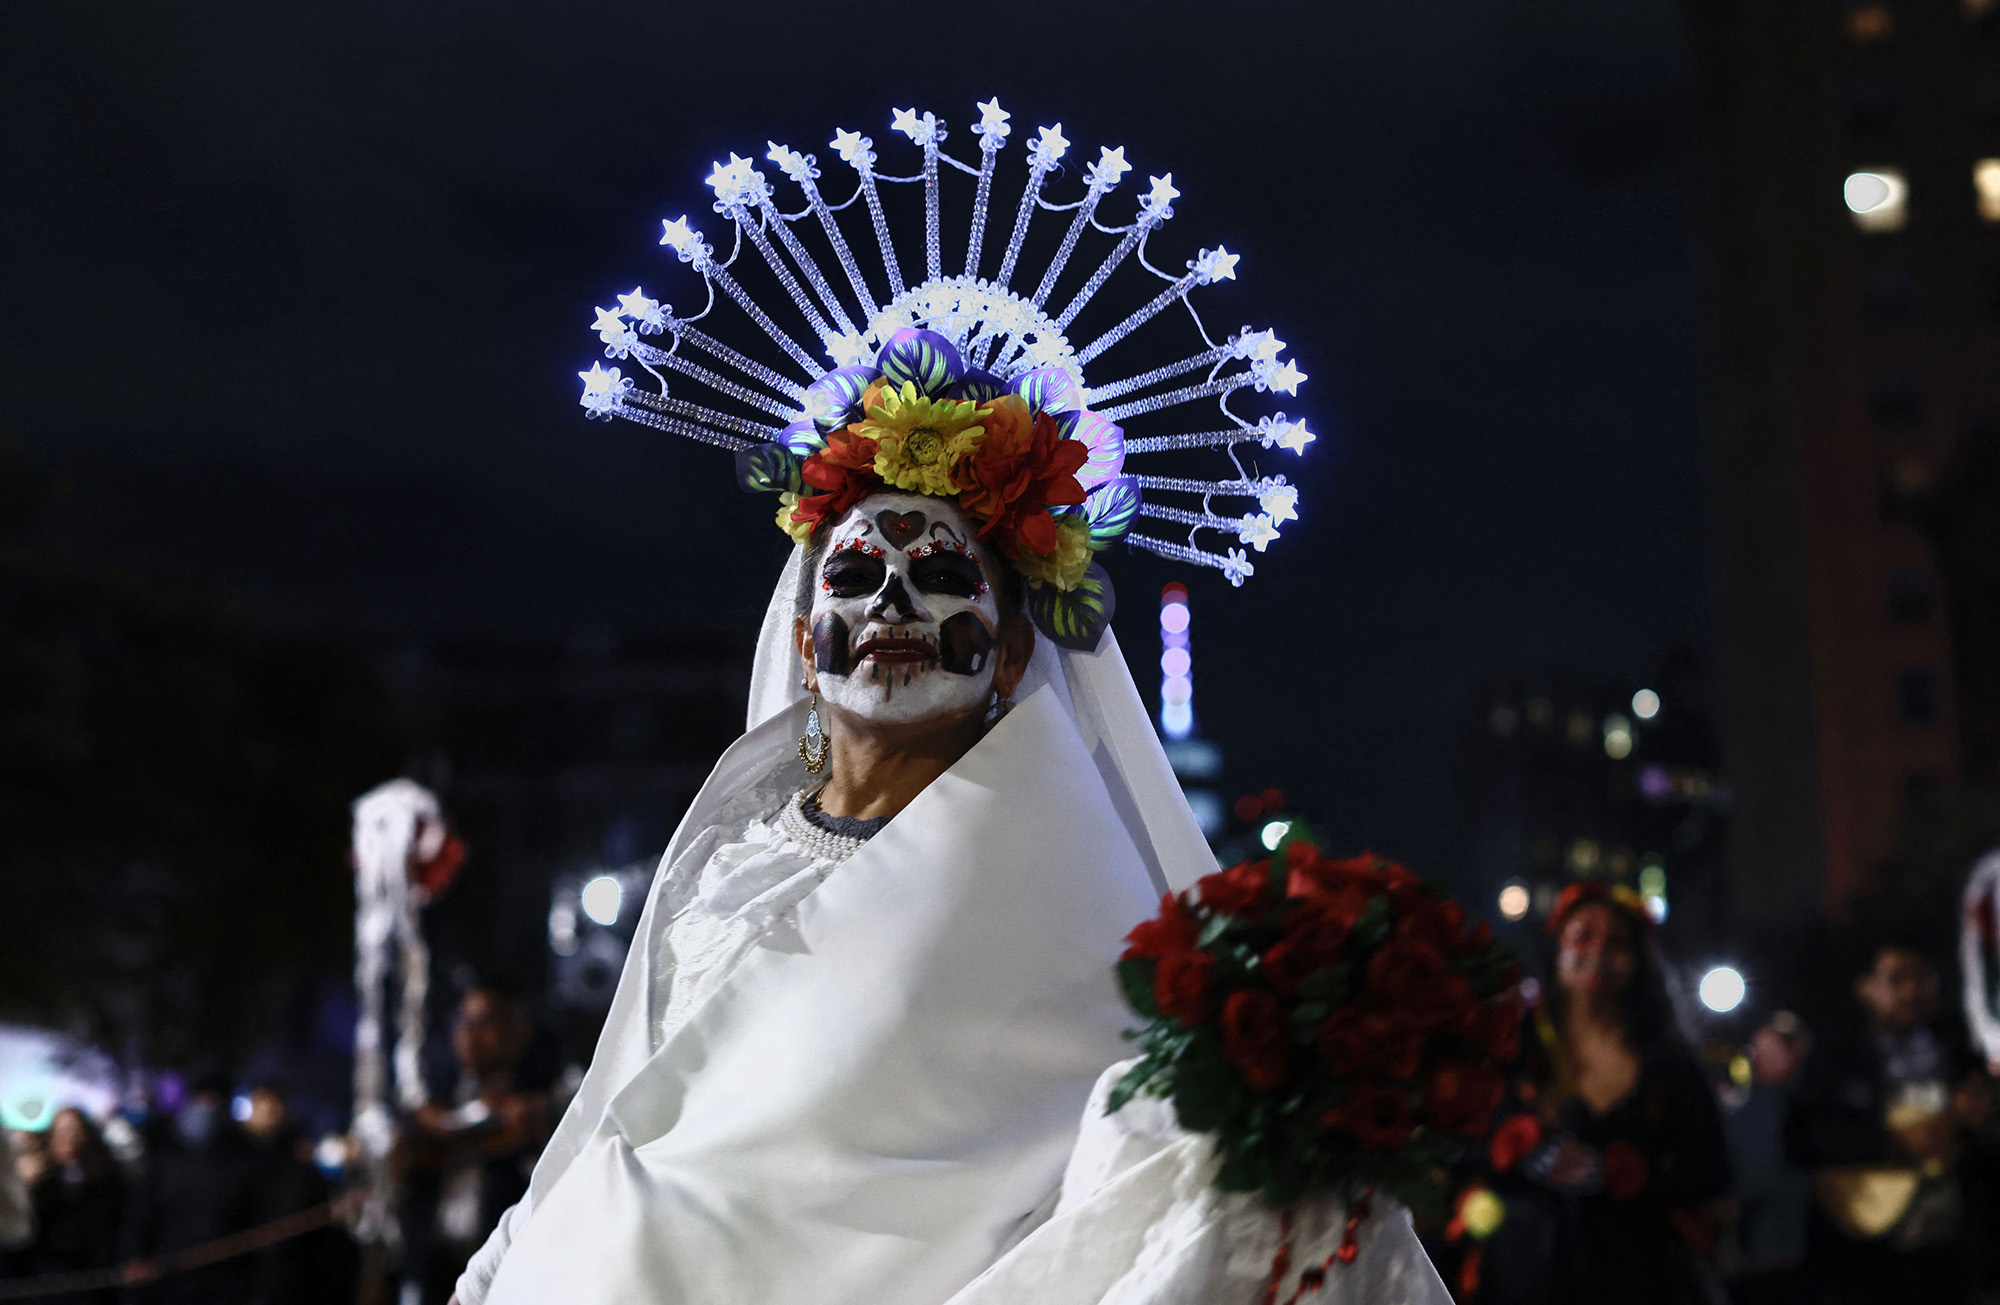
[1113,832,1521,1221]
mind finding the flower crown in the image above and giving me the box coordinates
[579,99,1316,651]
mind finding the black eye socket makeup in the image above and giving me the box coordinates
[911,551,985,598]
[821,551,886,597]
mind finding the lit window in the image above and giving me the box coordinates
[1976,159,2000,222]
[1845,169,1909,231]
[1847,5,1894,40]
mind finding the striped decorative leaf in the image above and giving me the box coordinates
[777,419,825,455]
[1007,366,1080,417]
[1026,562,1116,652]
[734,443,802,495]
[1057,408,1126,489]
[1083,476,1140,550]
[946,366,1007,405]
[804,366,878,433]
[875,328,965,396]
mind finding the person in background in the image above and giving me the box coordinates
[20,1107,126,1302]
[240,1083,357,1305]
[0,1127,35,1276]
[398,987,550,1305]
[1787,939,1996,1304]
[1468,884,1731,1305]
[124,1072,267,1304]
[1723,1012,1814,1304]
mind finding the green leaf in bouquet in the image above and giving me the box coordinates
[1170,1030,1240,1134]
[1116,957,1160,1019]
[1196,913,1234,948]
[1352,896,1392,950]
[1107,1059,1161,1114]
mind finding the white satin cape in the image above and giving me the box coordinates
[477,550,1450,1304]
[479,550,1206,1304]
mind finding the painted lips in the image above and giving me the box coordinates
[852,635,939,664]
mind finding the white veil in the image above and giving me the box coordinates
[747,546,1214,895]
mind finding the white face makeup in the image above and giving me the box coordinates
[808,491,1004,727]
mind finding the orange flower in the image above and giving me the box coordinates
[958,398,1087,558]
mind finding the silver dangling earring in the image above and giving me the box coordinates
[984,689,1014,729]
[798,691,830,774]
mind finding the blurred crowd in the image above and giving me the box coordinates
[1438,884,2000,1305]
[0,985,555,1305]
[9,920,2000,1304]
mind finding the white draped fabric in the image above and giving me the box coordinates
[458,550,1450,1304]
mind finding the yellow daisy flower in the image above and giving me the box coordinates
[775,492,816,545]
[1013,514,1093,592]
[862,381,986,497]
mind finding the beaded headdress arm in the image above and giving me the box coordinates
[579,99,1315,650]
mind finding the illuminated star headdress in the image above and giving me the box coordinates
[579,98,1314,649]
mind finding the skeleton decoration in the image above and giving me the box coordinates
[808,491,1007,725]
[349,778,464,1244]
[1963,846,2000,1068]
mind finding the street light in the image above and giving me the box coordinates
[1699,966,1746,1014]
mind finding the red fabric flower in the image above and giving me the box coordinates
[1154,949,1216,1026]
[791,427,882,535]
[1198,860,1274,917]
[1602,1140,1650,1201]
[1122,892,1198,961]
[1318,1008,1424,1081]
[1365,936,1474,1028]
[959,407,1087,558]
[1222,990,1290,1092]
[1325,1081,1414,1150]
[1425,1061,1507,1136]
[1261,909,1352,995]
[1488,1113,1542,1173]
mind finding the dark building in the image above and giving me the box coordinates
[1458,656,1730,947]
[1682,0,2000,924]
[378,630,747,1000]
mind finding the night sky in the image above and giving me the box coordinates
[1,0,1709,882]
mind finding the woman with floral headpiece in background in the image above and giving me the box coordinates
[1447,885,1731,1304]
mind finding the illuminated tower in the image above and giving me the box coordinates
[1157,583,1225,836]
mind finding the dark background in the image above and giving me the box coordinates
[0,0,1704,900]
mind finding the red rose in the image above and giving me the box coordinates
[1460,995,1524,1063]
[1221,989,1290,1092]
[1397,896,1469,953]
[1261,908,1351,995]
[959,407,1088,558]
[1365,936,1473,1028]
[1122,893,1198,961]
[1318,1008,1424,1081]
[1154,949,1216,1026]
[1285,859,1377,930]
[1602,1140,1649,1201]
[1425,1061,1507,1135]
[1198,860,1274,917]
[1488,1113,1542,1173]
[1325,1081,1414,1150]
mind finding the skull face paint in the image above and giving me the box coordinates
[809,492,1003,726]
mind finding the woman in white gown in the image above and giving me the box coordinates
[453,98,1450,1305]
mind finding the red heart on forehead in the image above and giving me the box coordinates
[875,510,926,549]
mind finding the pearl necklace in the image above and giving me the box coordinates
[776,788,870,864]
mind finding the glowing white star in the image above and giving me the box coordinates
[1264,416,1316,455]
[1030,124,1068,166]
[831,129,873,168]
[1222,547,1255,587]
[1088,146,1131,190]
[1265,359,1306,395]
[1193,247,1239,283]
[617,287,666,332]
[1258,480,1299,525]
[706,153,762,206]
[890,108,937,145]
[766,141,815,180]
[975,98,1011,141]
[591,307,632,350]
[578,363,629,416]
[659,216,705,261]
[1238,514,1281,552]
[1142,173,1180,214]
